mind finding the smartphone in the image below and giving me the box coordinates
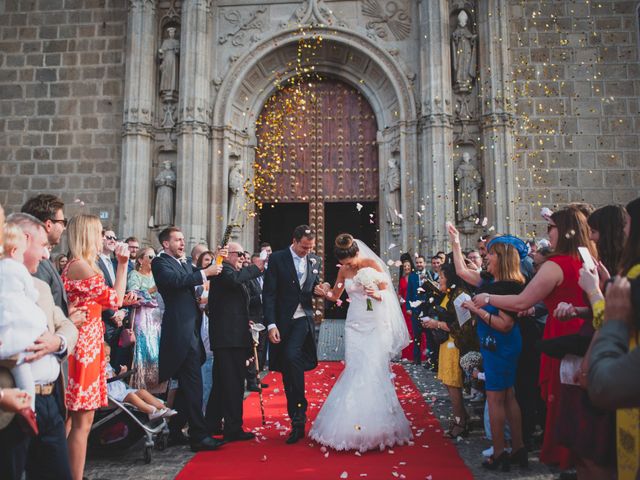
[578,246,596,271]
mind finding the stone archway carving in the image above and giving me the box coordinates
[209,26,418,252]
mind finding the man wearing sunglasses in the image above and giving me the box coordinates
[21,194,69,316]
[206,242,264,442]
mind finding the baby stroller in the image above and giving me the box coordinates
[89,369,170,464]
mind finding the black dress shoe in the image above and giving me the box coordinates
[286,426,305,444]
[224,430,256,442]
[190,436,224,452]
[168,432,190,446]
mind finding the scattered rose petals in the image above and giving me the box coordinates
[356,203,363,211]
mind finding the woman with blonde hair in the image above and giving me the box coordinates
[62,214,129,480]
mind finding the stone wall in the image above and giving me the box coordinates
[509,0,640,237]
[0,0,126,225]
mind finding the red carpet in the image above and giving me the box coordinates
[177,362,473,480]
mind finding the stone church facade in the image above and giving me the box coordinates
[1,0,639,258]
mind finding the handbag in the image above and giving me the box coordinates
[432,327,449,345]
[118,309,136,348]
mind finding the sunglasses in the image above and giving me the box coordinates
[229,251,246,258]
[146,254,155,259]
[50,218,68,227]
[105,235,117,241]
[547,224,557,233]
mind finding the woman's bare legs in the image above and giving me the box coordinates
[67,409,95,480]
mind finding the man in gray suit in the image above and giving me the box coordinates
[21,194,69,315]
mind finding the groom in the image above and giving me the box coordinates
[263,225,322,444]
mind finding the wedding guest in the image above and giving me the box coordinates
[196,250,215,409]
[0,223,49,411]
[206,242,263,441]
[104,344,176,420]
[421,263,477,439]
[55,254,68,274]
[397,258,415,361]
[21,194,69,315]
[98,229,128,368]
[190,243,209,269]
[0,212,79,480]
[588,197,640,480]
[245,253,267,391]
[587,204,627,277]
[449,225,527,471]
[472,207,600,476]
[467,250,483,271]
[124,236,140,271]
[0,206,31,417]
[151,227,223,451]
[63,214,129,480]
[128,247,164,393]
[250,252,268,371]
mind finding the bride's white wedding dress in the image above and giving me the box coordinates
[309,277,413,452]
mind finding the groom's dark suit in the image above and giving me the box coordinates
[263,248,321,427]
[151,252,208,443]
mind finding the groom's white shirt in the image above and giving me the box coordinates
[267,246,308,331]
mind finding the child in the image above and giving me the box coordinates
[104,344,177,421]
[0,224,48,413]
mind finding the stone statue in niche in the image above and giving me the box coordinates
[384,157,402,225]
[451,10,477,93]
[227,160,244,223]
[455,152,482,222]
[154,161,176,227]
[158,27,180,97]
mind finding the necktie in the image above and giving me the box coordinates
[296,257,304,282]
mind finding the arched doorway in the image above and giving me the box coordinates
[256,77,379,318]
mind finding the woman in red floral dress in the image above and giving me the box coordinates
[62,215,129,480]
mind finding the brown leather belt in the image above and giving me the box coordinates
[34,383,55,396]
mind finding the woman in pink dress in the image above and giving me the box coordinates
[62,215,129,480]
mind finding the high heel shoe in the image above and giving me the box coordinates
[443,421,468,439]
[482,450,510,472]
[510,447,529,468]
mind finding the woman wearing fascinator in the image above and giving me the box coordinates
[309,234,412,452]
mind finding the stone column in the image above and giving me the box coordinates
[417,0,455,254]
[176,0,212,247]
[477,0,516,234]
[120,0,156,242]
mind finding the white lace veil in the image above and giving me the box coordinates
[354,239,410,359]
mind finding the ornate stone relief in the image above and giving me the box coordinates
[362,0,411,41]
[283,0,347,28]
[218,8,267,46]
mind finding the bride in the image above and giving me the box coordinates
[309,233,413,452]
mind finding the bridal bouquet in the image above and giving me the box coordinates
[353,267,385,311]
